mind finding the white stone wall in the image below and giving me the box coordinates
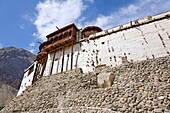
[17,63,37,96]
[63,47,72,72]
[44,17,170,74]
[73,44,81,69]
[43,53,54,76]
[52,51,60,74]
[51,49,63,74]
[76,18,170,73]
[18,11,170,95]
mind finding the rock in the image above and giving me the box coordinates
[154,108,163,113]
[158,96,165,100]
[2,56,170,113]
[138,87,144,91]
[97,72,115,88]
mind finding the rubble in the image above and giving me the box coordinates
[1,56,170,113]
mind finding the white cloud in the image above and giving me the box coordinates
[85,0,94,3]
[20,24,25,29]
[86,0,170,29]
[29,49,35,54]
[28,41,38,54]
[34,0,86,41]
[29,42,35,47]
[33,0,170,41]
[23,14,34,23]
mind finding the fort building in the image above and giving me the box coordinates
[17,11,170,96]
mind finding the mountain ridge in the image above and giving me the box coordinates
[0,46,35,108]
[0,46,35,89]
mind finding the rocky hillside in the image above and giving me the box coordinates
[1,56,170,113]
[0,82,17,110]
[0,47,35,89]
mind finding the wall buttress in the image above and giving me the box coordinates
[41,57,47,77]
[32,62,38,84]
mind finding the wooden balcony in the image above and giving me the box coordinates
[45,36,76,52]
[35,51,47,61]
[38,23,78,53]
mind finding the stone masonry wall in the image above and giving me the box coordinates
[1,56,170,113]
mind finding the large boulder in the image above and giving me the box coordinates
[97,72,115,88]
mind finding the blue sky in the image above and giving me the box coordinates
[0,0,170,54]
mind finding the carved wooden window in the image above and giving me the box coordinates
[54,36,58,42]
[50,38,53,44]
[59,34,63,40]
[63,33,66,38]
[69,30,72,36]
[65,31,68,37]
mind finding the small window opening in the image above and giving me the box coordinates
[54,36,58,42]
[101,42,105,44]
[69,30,72,36]
[110,57,112,61]
[59,34,63,40]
